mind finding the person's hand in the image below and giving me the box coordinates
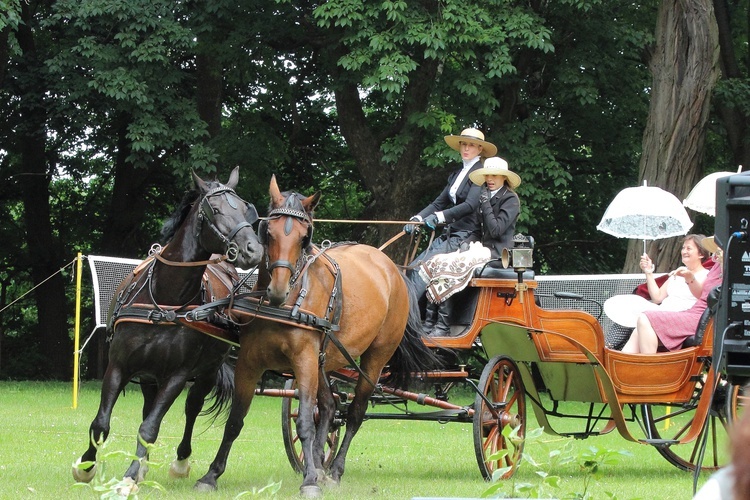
[423,214,439,232]
[672,266,694,282]
[403,216,421,234]
[479,186,490,203]
[640,253,655,274]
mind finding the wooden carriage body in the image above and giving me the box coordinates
[435,273,715,406]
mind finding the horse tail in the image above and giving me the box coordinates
[199,351,236,424]
[384,275,445,389]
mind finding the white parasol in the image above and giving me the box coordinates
[683,166,743,216]
[597,180,693,253]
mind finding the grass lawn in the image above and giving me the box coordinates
[0,380,716,499]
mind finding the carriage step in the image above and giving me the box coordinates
[639,438,679,447]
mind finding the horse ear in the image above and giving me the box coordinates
[269,174,285,208]
[226,167,239,189]
[304,192,322,213]
[192,170,209,192]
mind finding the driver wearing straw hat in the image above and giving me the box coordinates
[404,128,497,240]
[466,156,521,258]
[403,127,497,326]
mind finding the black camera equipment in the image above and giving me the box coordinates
[714,171,750,384]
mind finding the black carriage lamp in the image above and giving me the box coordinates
[501,234,534,302]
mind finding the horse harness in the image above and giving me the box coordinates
[107,182,261,342]
[108,249,245,344]
[217,240,378,388]
[257,198,314,275]
[186,241,345,339]
[112,191,373,387]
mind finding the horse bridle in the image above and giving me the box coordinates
[260,206,313,280]
[197,186,259,262]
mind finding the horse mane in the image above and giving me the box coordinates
[161,188,199,243]
[160,178,225,243]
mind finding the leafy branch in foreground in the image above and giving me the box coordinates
[71,433,282,498]
[481,425,635,499]
[71,434,165,499]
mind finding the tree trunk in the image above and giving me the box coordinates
[15,2,72,380]
[93,119,156,378]
[624,0,720,273]
[99,118,156,258]
[332,52,444,262]
[196,50,223,138]
[19,140,71,380]
[712,0,750,170]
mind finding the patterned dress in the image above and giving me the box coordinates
[644,259,722,351]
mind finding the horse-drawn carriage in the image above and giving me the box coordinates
[265,259,743,483]
[75,171,745,497]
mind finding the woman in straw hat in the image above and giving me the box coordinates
[467,156,521,258]
[417,157,521,337]
[404,128,497,329]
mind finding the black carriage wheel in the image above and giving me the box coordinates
[280,378,341,474]
[640,376,732,472]
[473,355,526,481]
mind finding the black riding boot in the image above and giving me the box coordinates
[423,303,438,333]
[430,299,454,337]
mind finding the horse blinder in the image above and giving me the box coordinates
[245,203,259,224]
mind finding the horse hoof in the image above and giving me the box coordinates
[71,458,96,483]
[169,459,191,479]
[136,464,149,482]
[315,469,338,488]
[300,485,323,498]
[116,477,139,496]
[194,480,217,492]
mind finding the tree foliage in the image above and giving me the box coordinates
[0,0,747,378]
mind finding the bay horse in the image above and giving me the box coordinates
[72,167,263,493]
[195,175,440,497]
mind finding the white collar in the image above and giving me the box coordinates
[462,157,480,169]
[490,186,507,198]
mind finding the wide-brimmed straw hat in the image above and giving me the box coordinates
[702,236,719,254]
[469,157,521,189]
[444,128,498,157]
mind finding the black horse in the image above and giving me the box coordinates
[73,168,263,493]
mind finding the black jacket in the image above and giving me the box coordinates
[417,161,482,236]
[473,186,520,259]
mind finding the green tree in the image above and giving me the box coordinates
[288,0,657,271]
[2,0,71,379]
[1,0,746,379]
[712,0,750,172]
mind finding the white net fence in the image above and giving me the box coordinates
[87,255,258,332]
[536,274,650,333]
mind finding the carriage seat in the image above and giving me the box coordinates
[473,233,535,279]
[682,286,721,348]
